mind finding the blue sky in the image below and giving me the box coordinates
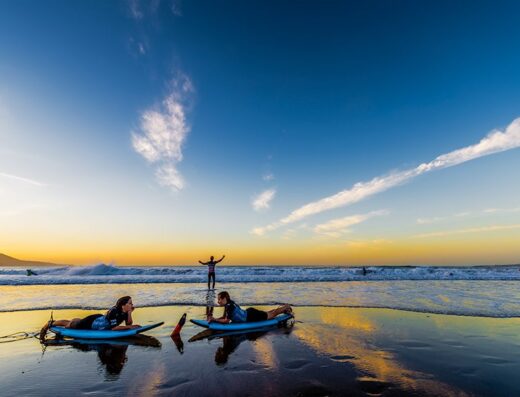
[1,1,520,265]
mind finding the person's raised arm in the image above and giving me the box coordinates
[216,255,226,263]
[199,260,207,265]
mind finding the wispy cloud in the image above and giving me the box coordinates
[128,0,143,20]
[132,73,194,192]
[344,239,391,249]
[262,173,275,181]
[252,189,276,211]
[128,0,182,20]
[252,117,520,235]
[171,0,183,16]
[414,224,520,239]
[281,223,310,240]
[314,210,389,238]
[417,206,520,224]
[483,206,520,214]
[417,212,471,224]
[0,172,46,187]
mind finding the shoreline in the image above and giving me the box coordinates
[2,280,519,318]
[2,304,520,319]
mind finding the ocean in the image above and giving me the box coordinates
[1,264,519,317]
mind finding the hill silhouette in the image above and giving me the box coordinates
[0,253,67,267]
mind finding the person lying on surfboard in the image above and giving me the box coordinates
[39,296,140,340]
[198,254,225,289]
[207,291,293,324]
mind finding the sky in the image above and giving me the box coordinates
[1,0,520,266]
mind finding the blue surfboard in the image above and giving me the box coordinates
[190,314,292,331]
[50,322,163,339]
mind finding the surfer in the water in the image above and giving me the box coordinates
[199,254,225,289]
[39,296,140,340]
[208,291,293,324]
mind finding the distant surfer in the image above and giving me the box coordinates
[26,269,37,276]
[39,296,140,340]
[208,291,292,324]
[199,254,225,289]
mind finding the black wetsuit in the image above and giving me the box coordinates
[105,307,129,329]
[73,314,103,329]
[224,301,268,323]
[71,307,128,330]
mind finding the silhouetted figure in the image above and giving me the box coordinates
[199,255,225,289]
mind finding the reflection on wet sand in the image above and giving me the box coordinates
[190,325,293,367]
[42,335,161,378]
[294,307,470,396]
[171,334,184,353]
[3,306,519,396]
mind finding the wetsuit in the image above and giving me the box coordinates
[206,261,217,289]
[224,300,247,322]
[224,300,268,323]
[72,314,104,329]
[71,307,128,330]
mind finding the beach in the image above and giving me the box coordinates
[1,266,519,396]
[1,303,520,396]
[3,1,520,395]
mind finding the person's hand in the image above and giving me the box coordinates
[131,324,140,329]
[207,316,214,322]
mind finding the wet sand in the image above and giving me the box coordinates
[1,306,519,396]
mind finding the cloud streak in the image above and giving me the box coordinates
[262,173,275,181]
[313,210,388,238]
[417,206,520,224]
[132,73,194,191]
[413,224,520,239]
[0,172,45,187]
[252,189,276,211]
[253,117,520,235]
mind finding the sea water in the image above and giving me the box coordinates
[0,264,519,317]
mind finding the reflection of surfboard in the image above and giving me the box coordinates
[190,314,292,331]
[189,325,284,342]
[44,334,162,347]
[50,322,163,339]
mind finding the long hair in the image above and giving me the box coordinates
[115,296,131,311]
[218,291,230,301]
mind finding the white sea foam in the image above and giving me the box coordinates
[1,280,519,318]
[2,265,519,317]
[1,264,519,285]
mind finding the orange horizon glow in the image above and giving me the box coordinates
[4,228,520,266]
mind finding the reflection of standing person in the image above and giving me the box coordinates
[205,290,215,318]
[199,255,225,289]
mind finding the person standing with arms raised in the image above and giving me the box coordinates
[199,254,225,289]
